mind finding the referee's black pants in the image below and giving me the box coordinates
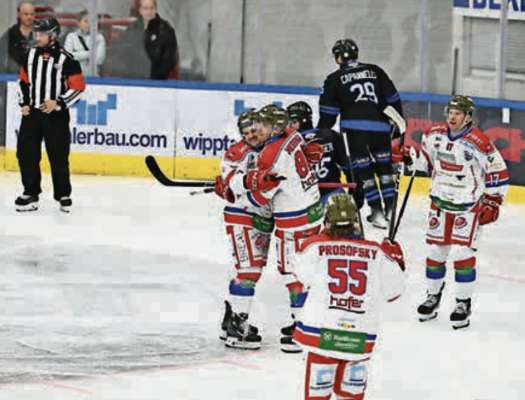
[16,109,72,201]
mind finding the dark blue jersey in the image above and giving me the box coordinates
[317,61,403,134]
[300,128,353,197]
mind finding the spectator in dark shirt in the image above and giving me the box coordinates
[111,0,179,80]
[0,1,35,73]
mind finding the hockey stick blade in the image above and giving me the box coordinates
[145,155,214,187]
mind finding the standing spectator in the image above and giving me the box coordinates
[112,0,179,80]
[0,1,35,73]
[16,18,85,213]
[64,10,106,77]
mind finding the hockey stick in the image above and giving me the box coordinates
[387,138,404,240]
[341,132,365,235]
[390,168,416,241]
[190,182,357,196]
[145,155,214,187]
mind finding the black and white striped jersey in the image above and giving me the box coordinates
[18,43,85,110]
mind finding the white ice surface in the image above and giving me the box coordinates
[0,171,523,400]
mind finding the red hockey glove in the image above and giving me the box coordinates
[478,194,502,225]
[303,142,324,165]
[391,139,411,165]
[214,175,234,203]
[381,238,405,271]
[244,170,283,192]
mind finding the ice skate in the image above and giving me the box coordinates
[417,283,445,322]
[59,197,72,213]
[15,195,39,212]
[280,322,301,353]
[450,298,471,330]
[366,207,388,229]
[220,301,258,340]
[221,301,261,350]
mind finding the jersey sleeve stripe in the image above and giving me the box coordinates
[247,191,270,207]
[385,92,400,103]
[485,179,510,188]
[319,106,340,115]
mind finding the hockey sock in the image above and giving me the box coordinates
[362,178,382,210]
[228,276,258,315]
[379,174,396,208]
[286,281,308,314]
[454,257,476,299]
[426,258,446,295]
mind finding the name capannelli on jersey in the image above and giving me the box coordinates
[340,69,377,85]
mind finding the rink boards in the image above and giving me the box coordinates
[0,76,524,203]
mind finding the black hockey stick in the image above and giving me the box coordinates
[145,155,214,187]
[387,126,406,240]
[390,168,416,241]
[341,132,365,236]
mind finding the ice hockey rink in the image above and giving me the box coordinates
[0,171,523,400]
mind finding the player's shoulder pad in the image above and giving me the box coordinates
[424,123,448,137]
[299,232,332,253]
[464,126,494,154]
[257,134,287,170]
[324,69,341,84]
[224,140,252,162]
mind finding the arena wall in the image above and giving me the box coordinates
[0,75,523,204]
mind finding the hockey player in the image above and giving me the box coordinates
[246,104,323,352]
[214,110,273,349]
[293,193,406,400]
[317,39,406,229]
[286,100,363,208]
[398,95,509,329]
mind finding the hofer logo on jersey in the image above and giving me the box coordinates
[329,294,365,314]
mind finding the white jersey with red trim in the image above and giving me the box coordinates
[248,128,321,230]
[220,140,272,221]
[292,232,405,361]
[412,123,509,211]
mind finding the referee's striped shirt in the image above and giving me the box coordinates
[19,43,85,110]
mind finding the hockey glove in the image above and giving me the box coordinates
[380,238,405,271]
[303,142,324,166]
[478,194,502,225]
[244,170,283,192]
[214,176,235,203]
[391,139,412,165]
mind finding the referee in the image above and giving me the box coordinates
[16,17,85,212]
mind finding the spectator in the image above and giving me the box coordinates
[0,1,35,73]
[112,0,179,79]
[64,10,106,77]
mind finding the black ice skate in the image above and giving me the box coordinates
[280,322,302,354]
[59,197,72,213]
[417,283,445,322]
[220,301,259,340]
[450,298,472,330]
[366,207,388,229]
[15,195,39,212]
[221,301,261,350]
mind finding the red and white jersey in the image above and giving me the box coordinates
[248,128,321,230]
[220,140,272,221]
[292,232,405,361]
[413,123,509,210]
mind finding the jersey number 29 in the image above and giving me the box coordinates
[328,259,368,295]
[350,82,378,104]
